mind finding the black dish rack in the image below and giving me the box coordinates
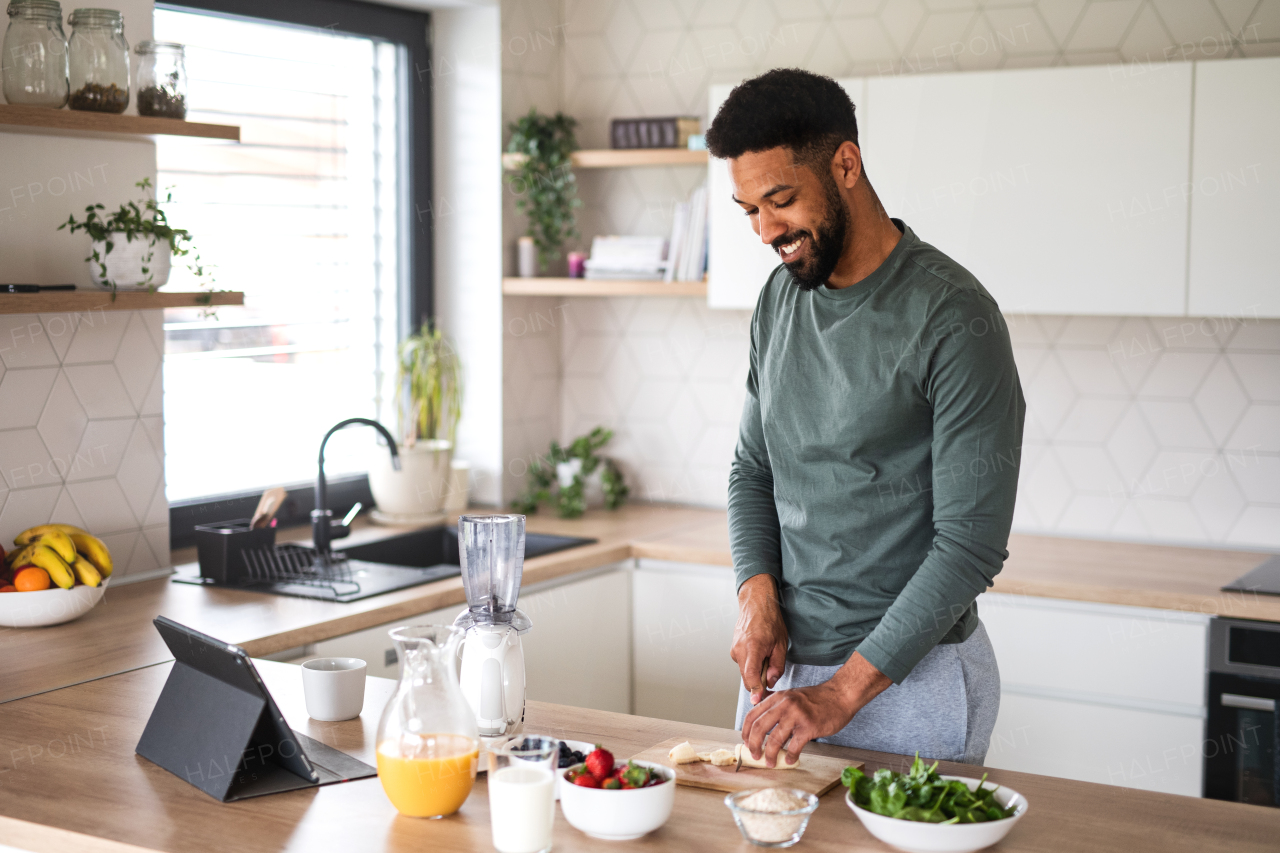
[176,519,458,603]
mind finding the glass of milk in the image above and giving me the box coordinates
[488,736,560,853]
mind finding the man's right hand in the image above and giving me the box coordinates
[731,573,789,706]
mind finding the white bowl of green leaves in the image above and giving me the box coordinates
[844,755,1027,853]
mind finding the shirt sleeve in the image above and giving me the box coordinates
[855,291,1026,683]
[728,288,783,592]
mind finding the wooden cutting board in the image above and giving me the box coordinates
[629,736,860,797]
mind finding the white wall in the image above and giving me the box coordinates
[500,0,1280,550]
[431,4,506,505]
[0,0,166,580]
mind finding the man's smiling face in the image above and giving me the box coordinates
[728,146,850,291]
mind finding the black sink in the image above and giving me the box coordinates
[341,525,596,568]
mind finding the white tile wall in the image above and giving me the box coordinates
[500,0,1280,549]
[0,310,168,580]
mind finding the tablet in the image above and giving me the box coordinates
[136,616,375,801]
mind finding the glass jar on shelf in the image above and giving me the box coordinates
[2,0,69,108]
[134,40,184,118]
[67,7,128,113]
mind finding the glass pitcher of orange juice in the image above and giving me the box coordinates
[376,625,479,818]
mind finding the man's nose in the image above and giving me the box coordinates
[757,208,786,246]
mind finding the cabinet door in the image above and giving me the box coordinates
[986,693,1203,797]
[1188,57,1280,318]
[632,560,741,727]
[707,79,867,309]
[863,63,1192,316]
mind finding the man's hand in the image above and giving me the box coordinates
[731,574,788,705]
[741,652,892,767]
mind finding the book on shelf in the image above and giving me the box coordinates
[584,235,667,280]
[665,183,708,283]
[609,116,701,149]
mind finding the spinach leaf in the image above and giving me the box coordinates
[844,753,1018,824]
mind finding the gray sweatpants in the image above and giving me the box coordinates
[734,621,1000,765]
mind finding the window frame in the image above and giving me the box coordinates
[160,0,433,548]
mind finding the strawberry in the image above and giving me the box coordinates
[619,761,651,789]
[584,745,614,780]
[601,777,621,789]
[572,772,602,788]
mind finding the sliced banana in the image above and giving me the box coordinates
[735,743,800,770]
[707,748,738,766]
[668,741,700,764]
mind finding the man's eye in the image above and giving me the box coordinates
[775,197,795,208]
[743,208,758,217]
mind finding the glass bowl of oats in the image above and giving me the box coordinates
[725,787,820,848]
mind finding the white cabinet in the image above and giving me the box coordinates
[312,564,632,714]
[707,79,867,310]
[631,559,741,727]
[1188,57,1280,318]
[863,63,1192,316]
[979,593,1208,796]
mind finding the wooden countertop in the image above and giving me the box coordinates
[3,503,1275,705]
[0,504,725,704]
[1,659,1276,853]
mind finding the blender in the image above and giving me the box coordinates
[454,514,531,739]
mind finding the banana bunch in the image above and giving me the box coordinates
[4,524,112,589]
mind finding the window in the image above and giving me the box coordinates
[155,1,429,506]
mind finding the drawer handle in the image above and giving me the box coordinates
[1221,693,1276,712]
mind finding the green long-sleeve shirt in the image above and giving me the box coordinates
[728,220,1025,684]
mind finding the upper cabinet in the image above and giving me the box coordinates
[1188,57,1280,319]
[707,79,866,310]
[863,63,1193,316]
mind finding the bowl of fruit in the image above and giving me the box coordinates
[559,745,675,840]
[0,524,114,628]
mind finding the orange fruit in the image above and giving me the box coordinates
[14,567,51,592]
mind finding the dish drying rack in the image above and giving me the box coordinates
[237,543,364,598]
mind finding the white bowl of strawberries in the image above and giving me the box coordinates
[559,745,675,841]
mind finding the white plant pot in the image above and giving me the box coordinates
[89,236,172,290]
[368,439,453,524]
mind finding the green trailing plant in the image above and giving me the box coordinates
[398,322,463,447]
[512,427,628,518]
[58,178,215,297]
[505,108,581,271]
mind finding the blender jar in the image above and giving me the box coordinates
[134,40,184,118]
[67,7,128,112]
[2,0,68,107]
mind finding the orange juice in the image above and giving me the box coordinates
[377,734,479,818]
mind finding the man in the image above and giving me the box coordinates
[706,69,1024,769]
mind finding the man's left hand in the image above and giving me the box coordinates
[741,651,892,767]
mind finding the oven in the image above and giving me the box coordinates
[1205,618,1280,807]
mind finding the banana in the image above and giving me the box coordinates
[27,545,75,589]
[70,554,102,588]
[14,523,88,546]
[6,544,38,567]
[19,530,77,564]
[70,533,112,578]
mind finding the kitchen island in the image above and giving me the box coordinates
[1,659,1277,853]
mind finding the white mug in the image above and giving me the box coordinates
[301,657,367,721]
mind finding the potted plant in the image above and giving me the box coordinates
[59,178,211,293]
[368,323,464,522]
[505,109,582,273]
[511,427,628,519]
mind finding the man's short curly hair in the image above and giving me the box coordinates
[705,68,859,176]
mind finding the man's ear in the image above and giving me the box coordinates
[831,141,862,189]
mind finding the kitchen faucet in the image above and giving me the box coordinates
[313,417,400,553]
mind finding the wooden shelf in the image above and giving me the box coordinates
[0,290,245,314]
[502,148,707,170]
[502,277,706,297]
[0,104,239,140]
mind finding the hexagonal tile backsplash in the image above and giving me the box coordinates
[0,310,167,581]
[501,0,1280,552]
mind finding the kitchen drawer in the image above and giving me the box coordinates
[979,593,1208,710]
[985,692,1204,797]
[632,559,741,728]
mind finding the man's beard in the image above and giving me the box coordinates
[771,176,849,292]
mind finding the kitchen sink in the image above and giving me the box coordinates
[341,526,596,568]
